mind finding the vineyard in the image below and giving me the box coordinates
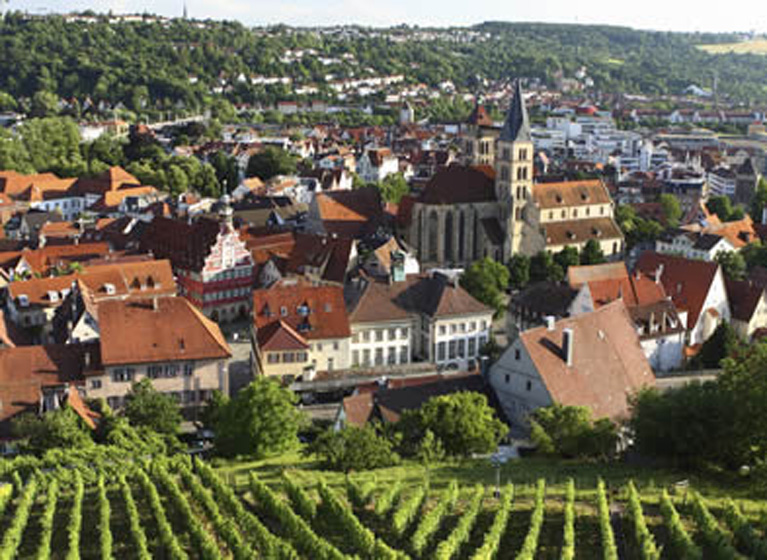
[0,458,766,559]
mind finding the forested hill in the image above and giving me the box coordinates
[1,12,766,117]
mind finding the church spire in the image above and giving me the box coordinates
[500,80,531,143]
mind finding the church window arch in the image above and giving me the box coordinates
[428,211,439,261]
[444,211,454,263]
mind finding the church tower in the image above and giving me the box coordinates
[495,80,533,258]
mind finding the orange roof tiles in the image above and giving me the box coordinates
[98,297,231,366]
[520,301,655,421]
[636,252,720,330]
[253,282,350,341]
[534,179,611,209]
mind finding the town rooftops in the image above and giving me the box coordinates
[726,278,765,323]
[542,217,623,247]
[635,251,721,330]
[347,272,492,324]
[519,300,655,421]
[98,297,231,366]
[534,179,611,209]
[567,262,628,287]
[419,164,496,205]
[0,342,100,436]
[315,187,384,239]
[253,281,351,341]
[8,259,176,308]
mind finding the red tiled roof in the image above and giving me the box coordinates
[0,343,99,436]
[419,165,496,205]
[98,297,231,366]
[636,252,720,330]
[726,278,765,323]
[257,320,309,351]
[534,180,611,209]
[520,301,655,421]
[316,187,384,239]
[253,282,351,341]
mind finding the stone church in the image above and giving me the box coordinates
[404,81,623,268]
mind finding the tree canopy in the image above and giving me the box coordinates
[460,258,510,317]
[213,377,306,458]
[246,147,297,181]
[123,379,182,435]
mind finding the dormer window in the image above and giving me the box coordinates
[47,290,60,303]
[324,303,332,312]
[146,276,155,289]
[556,194,563,203]
[297,304,310,316]
[280,306,288,316]
[262,304,272,317]
[580,191,589,201]
[131,278,141,290]
[567,231,576,240]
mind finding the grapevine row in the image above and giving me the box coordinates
[347,476,377,509]
[98,476,113,560]
[119,475,152,560]
[178,466,255,560]
[35,479,58,560]
[195,459,298,560]
[249,473,346,560]
[722,498,767,559]
[376,479,404,518]
[0,475,38,560]
[283,471,317,520]
[471,483,514,560]
[392,484,428,538]
[690,490,744,559]
[515,479,546,560]
[411,480,459,557]
[317,481,406,560]
[0,482,12,518]
[135,468,188,560]
[596,479,618,560]
[153,464,222,560]
[65,471,84,560]
[659,489,702,560]
[625,481,660,560]
[433,484,485,560]
[560,479,575,560]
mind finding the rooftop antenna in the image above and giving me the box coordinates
[183,0,188,20]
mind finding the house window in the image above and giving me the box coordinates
[352,332,360,343]
[439,325,446,336]
[400,327,409,339]
[352,350,360,366]
[280,306,288,316]
[526,380,533,391]
[387,347,397,365]
[112,368,135,382]
[457,339,466,357]
[468,338,476,356]
[107,396,121,409]
[505,374,510,384]
[448,340,457,359]
[388,328,397,340]
[400,346,409,363]
[375,348,384,366]
[327,357,334,371]
[362,330,371,342]
[480,320,488,330]
[515,349,521,360]
[333,341,339,351]
[450,324,457,334]
[267,353,280,364]
[363,349,371,366]
[283,352,295,363]
[437,342,446,361]
[469,322,476,332]
[375,330,384,342]
[90,379,102,390]
[183,363,194,377]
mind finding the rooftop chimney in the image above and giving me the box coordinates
[152,297,159,311]
[545,315,556,331]
[654,264,664,284]
[562,328,574,367]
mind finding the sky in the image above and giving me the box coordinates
[5,0,767,33]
